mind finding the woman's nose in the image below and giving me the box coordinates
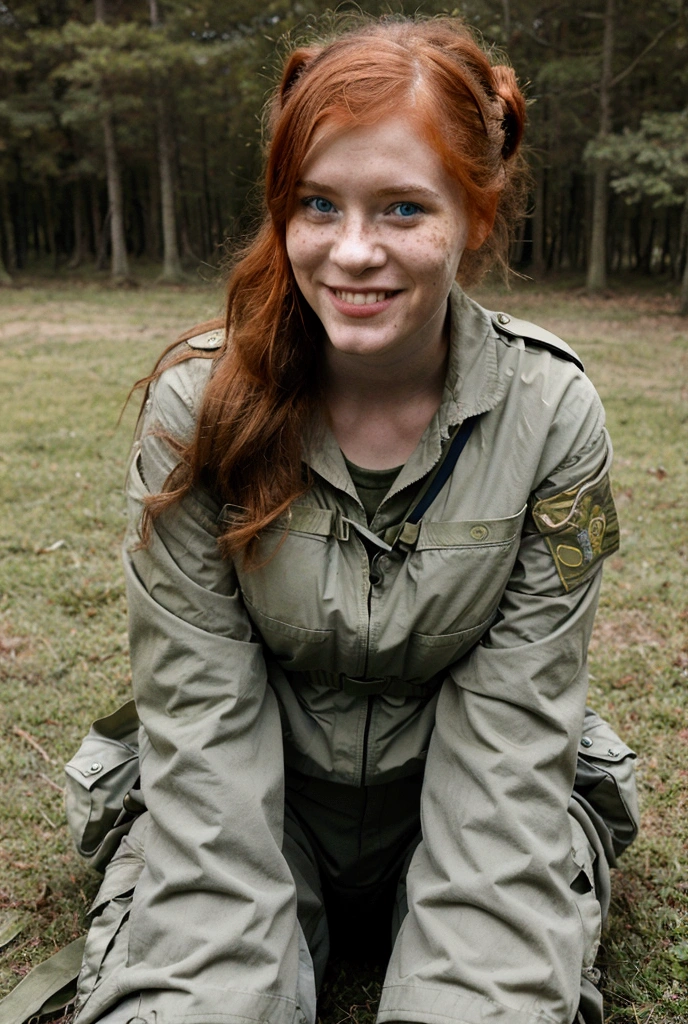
[330,216,386,274]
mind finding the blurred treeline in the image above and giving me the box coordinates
[0,0,687,298]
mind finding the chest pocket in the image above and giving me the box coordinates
[236,507,349,674]
[387,505,528,681]
[238,503,527,682]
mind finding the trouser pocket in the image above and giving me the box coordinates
[74,814,148,1021]
[574,707,639,859]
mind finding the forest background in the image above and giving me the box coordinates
[0,0,688,304]
[1,2,688,1024]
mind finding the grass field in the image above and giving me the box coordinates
[0,278,686,1024]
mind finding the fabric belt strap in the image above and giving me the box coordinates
[0,935,85,1024]
[291,668,445,698]
[408,416,478,525]
[381,415,478,549]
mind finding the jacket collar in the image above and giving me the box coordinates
[306,284,507,499]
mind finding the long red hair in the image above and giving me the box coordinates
[142,15,528,563]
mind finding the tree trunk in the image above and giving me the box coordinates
[146,163,160,260]
[180,204,196,261]
[96,208,112,271]
[102,112,130,280]
[0,187,16,276]
[680,253,688,315]
[90,180,103,258]
[96,0,129,281]
[157,94,183,279]
[680,197,688,316]
[0,246,11,284]
[68,182,87,269]
[533,170,547,276]
[641,211,655,273]
[200,116,214,259]
[32,206,41,260]
[660,209,671,275]
[150,0,183,280]
[587,0,614,292]
[42,183,57,270]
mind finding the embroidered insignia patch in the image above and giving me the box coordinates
[531,471,620,591]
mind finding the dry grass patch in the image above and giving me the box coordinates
[0,279,686,1023]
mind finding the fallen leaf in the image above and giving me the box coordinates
[35,539,67,554]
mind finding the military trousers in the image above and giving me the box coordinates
[283,769,608,1024]
[75,769,608,1024]
[283,768,424,988]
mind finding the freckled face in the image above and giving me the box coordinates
[285,114,474,365]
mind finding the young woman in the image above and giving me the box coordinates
[71,16,638,1024]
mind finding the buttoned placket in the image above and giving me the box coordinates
[296,286,511,784]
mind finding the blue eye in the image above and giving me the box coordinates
[393,202,423,218]
[305,196,336,214]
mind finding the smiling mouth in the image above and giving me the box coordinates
[332,289,398,306]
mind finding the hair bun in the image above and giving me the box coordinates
[491,65,526,160]
[279,47,320,106]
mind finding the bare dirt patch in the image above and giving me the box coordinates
[0,626,29,659]
[589,608,664,653]
[0,320,133,342]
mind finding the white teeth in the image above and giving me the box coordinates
[335,290,390,305]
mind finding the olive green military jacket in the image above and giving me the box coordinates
[76,286,619,1024]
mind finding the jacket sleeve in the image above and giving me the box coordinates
[86,358,303,1024]
[379,386,616,1024]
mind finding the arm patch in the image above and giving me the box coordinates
[531,469,620,592]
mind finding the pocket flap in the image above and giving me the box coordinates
[65,737,138,792]
[416,504,527,550]
[578,736,635,762]
[578,715,636,763]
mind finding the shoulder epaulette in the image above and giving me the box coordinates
[185,328,224,351]
[490,311,584,373]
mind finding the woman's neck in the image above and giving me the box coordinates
[322,321,449,470]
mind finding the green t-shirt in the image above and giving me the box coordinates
[343,457,403,525]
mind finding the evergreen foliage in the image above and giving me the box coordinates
[0,0,686,288]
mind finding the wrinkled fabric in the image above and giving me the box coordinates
[74,286,621,1024]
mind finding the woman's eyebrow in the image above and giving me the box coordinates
[374,185,441,200]
[296,179,335,193]
[296,179,441,200]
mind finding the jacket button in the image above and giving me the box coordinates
[497,313,511,325]
[470,524,489,541]
[580,737,593,748]
[89,761,103,773]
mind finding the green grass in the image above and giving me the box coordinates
[1,279,687,1023]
